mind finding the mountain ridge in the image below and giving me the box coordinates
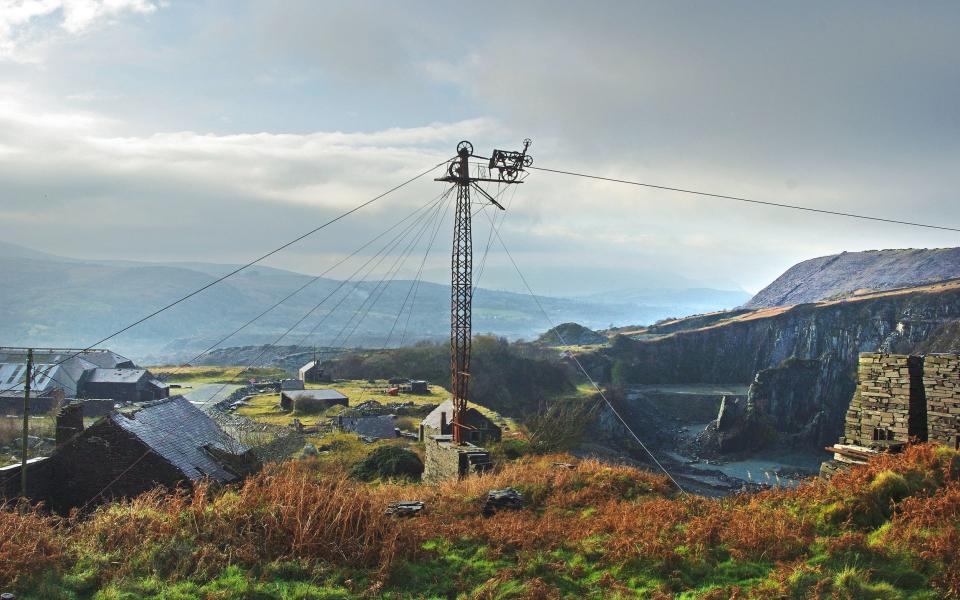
[745,247,960,308]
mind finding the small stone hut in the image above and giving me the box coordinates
[280,389,348,413]
[419,399,502,444]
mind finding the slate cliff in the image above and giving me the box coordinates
[745,248,960,308]
[583,281,960,451]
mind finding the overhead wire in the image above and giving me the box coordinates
[204,187,455,404]
[290,186,456,356]
[332,190,452,350]
[386,187,453,349]
[167,181,461,375]
[480,207,688,495]
[0,159,448,399]
[530,165,960,233]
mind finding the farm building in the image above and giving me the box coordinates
[280,378,305,391]
[79,368,168,403]
[419,399,502,444]
[1,395,258,513]
[334,414,397,440]
[280,388,348,413]
[0,347,166,413]
[298,360,329,384]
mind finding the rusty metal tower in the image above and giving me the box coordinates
[436,139,531,444]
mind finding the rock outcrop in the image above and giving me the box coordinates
[582,281,960,452]
[744,247,960,308]
[538,322,607,346]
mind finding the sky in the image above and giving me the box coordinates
[0,0,958,296]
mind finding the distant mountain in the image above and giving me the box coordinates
[0,242,749,363]
[745,248,960,308]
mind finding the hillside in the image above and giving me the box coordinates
[3,445,959,598]
[745,247,960,308]
[0,242,751,362]
[581,280,960,451]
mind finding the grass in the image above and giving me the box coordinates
[235,378,519,448]
[147,366,287,385]
[4,445,960,597]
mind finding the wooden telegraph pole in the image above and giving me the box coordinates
[20,348,33,498]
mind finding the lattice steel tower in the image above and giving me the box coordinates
[436,139,531,444]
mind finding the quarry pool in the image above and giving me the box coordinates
[669,420,822,491]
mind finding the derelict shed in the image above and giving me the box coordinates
[79,367,169,403]
[334,415,397,440]
[2,396,258,513]
[281,388,349,413]
[0,347,138,412]
[419,399,502,444]
[280,378,305,391]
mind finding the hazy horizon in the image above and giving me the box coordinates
[1,2,958,298]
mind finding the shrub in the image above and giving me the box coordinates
[350,446,424,482]
[832,567,903,600]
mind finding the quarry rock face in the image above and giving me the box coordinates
[744,247,960,308]
[589,284,960,453]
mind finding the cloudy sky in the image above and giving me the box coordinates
[0,1,958,296]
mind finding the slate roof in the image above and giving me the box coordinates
[280,379,305,390]
[338,415,396,439]
[421,400,496,431]
[85,368,148,384]
[111,395,248,483]
[283,389,347,402]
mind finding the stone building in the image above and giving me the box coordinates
[421,434,493,484]
[1,395,258,513]
[280,389,348,413]
[418,400,502,445]
[825,352,960,476]
[298,360,329,384]
[333,415,397,440]
[0,347,167,413]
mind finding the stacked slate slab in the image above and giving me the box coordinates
[843,353,924,447]
[923,354,960,448]
[842,352,960,449]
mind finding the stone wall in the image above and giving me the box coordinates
[843,352,960,448]
[923,354,960,447]
[843,353,923,446]
[422,438,464,484]
[422,437,491,484]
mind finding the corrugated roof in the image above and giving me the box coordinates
[0,348,133,397]
[338,415,396,439]
[111,395,248,483]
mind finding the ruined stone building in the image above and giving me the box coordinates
[419,400,499,484]
[840,352,960,449]
[418,399,502,445]
[280,388,348,413]
[333,414,397,440]
[1,395,258,513]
